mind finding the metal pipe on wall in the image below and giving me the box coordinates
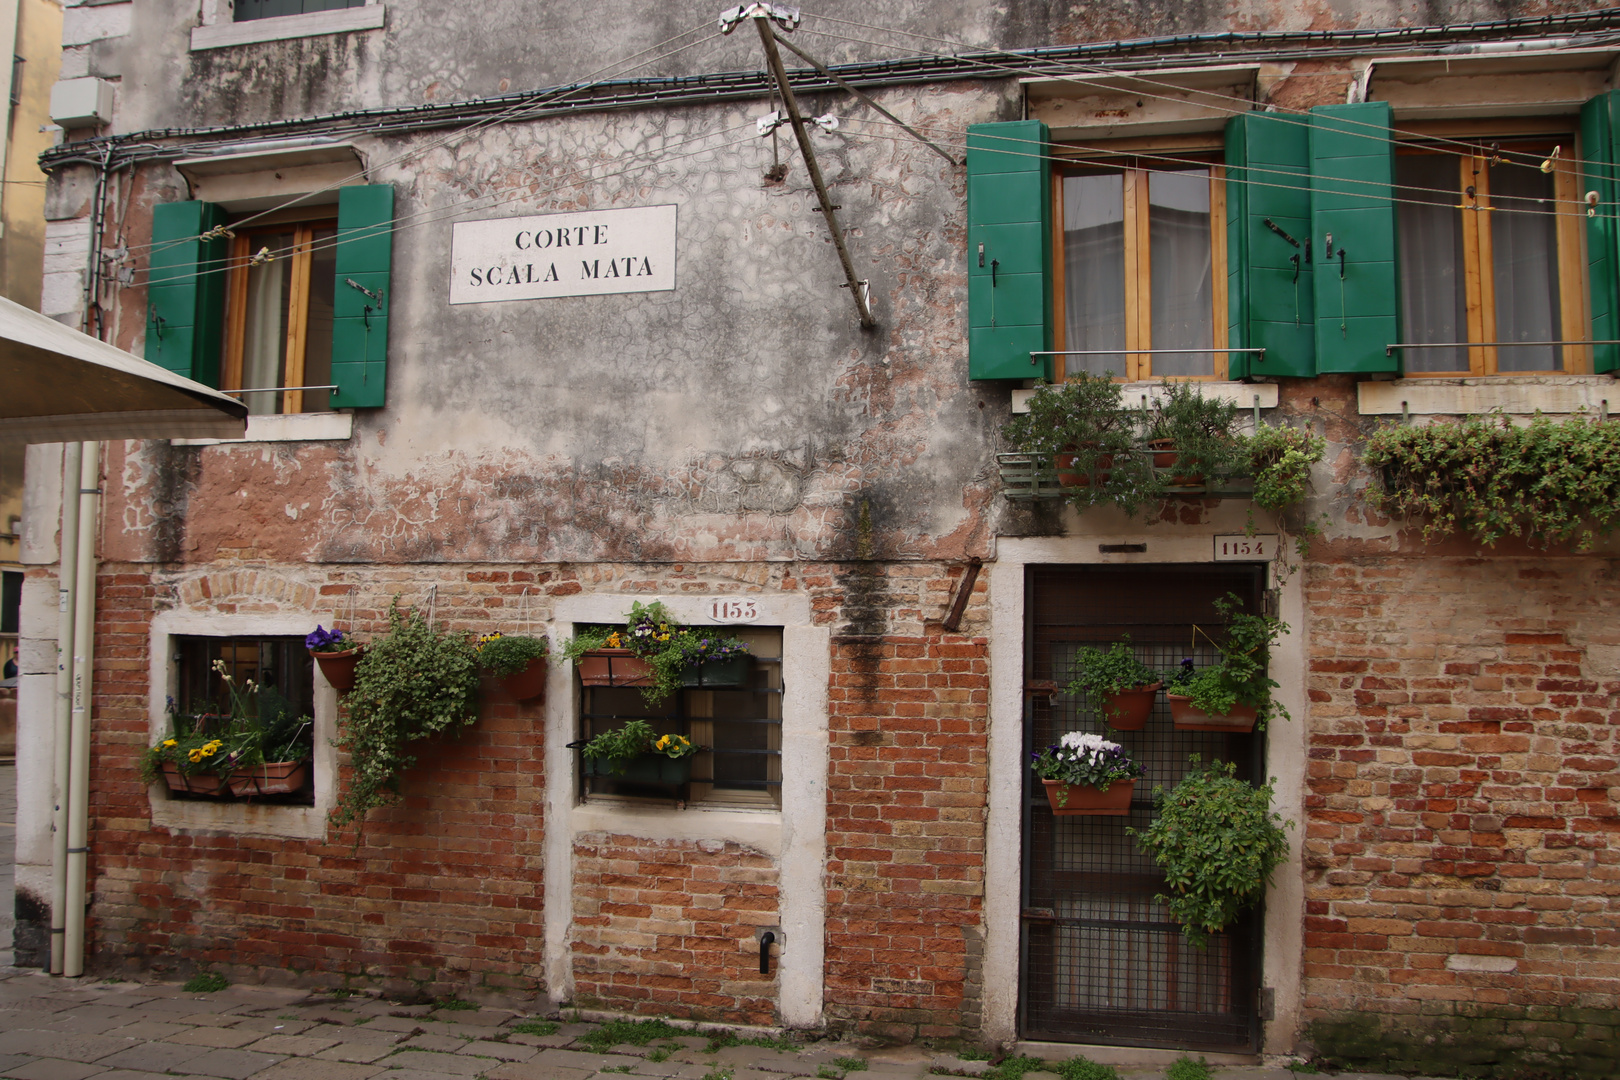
[63,441,98,977]
[48,441,82,976]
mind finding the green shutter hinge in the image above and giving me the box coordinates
[148,304,164,342]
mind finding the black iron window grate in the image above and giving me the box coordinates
[1022,565,1265,1052]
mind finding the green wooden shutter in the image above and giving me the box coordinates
[1225,112,1316,379]
[1309,102,1400,374]
[146,201,227,384]
[1581,92,1620,374]
[967,120,1052,381]
[330,184,394,409]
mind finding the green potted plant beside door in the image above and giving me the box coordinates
[1165,593,1289,732]
[1067,637,1162,731]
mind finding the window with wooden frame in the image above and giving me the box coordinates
[1053,150,1228,381]
[222,216,338,415]
[1395,135,1588,376]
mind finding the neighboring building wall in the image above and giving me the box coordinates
[1302,553,1620,1075]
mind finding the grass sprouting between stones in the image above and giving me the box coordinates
[437,995,479,1011]
[511,1020,560,1037]
[833,1057,869,1072]
[183,972,229,993]
[1166,1057,1210,1080]
[582,1018,691,1051]
[1058,1057,1120,1080]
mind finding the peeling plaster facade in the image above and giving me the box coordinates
[14,1,1620,1075]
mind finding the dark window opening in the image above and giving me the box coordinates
[171,636,315,803]
[235,0,367,22]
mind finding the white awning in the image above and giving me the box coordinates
[0,293,247,444]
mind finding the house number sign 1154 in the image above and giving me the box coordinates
[1214,534,1278,561]
[710,599,759,622]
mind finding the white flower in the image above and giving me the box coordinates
[1058,731,1120,758]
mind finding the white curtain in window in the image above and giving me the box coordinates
[1147,170,1212,378]
[241,243,291,415]
[1396,155,1468,373]
[1490,164,1562,372]
[1063,173,1126,378]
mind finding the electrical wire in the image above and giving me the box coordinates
[133,120,762,290]
[801,13,1620,174]
[130,22,727,264]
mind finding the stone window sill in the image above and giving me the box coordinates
[190,5,385,51]
[173,411,353,446]
[1357,375,1618,417]
[570,802,782,857]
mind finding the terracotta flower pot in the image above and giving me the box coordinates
[681,656,751,688]
[576,648,654,687]
[310,646,364,693]
[500,657,548,701]
[1041,778,1134,816]
[227,760,309,797]
[1166,693,1258,733]
[1097,682,1161,731]
[160,762,225,796]
[1054,446,1113,488]
[1148,439,1202,486]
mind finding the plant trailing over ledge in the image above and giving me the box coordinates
[579,718,699,774]
[1364,413,1620,549]
[1247,424,1326,513]
[1129,757,1291,947]
[475,632,549,677]
[1165,593,1289,729]
[331,598,482,833]
[563,601,749,704]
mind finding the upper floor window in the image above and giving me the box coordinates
[224,218,338,415]
[1056,160,1227,381]
[235,0,367,20]
[1395,139,1586,376]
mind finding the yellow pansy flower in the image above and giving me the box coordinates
[188,749,204,762]
[162,739,177,748]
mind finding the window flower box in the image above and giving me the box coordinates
[575,648,655,687]
[160,762,226,796]
[582,752,693,785]
[227,760,310,797]
[681,655,751,688]
[1167,693,1258,733]
[1041,778,1135,816]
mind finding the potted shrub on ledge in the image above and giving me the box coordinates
[1030,731,1146,816]
[1165,593,1289,732]
[575,718,701,785]
[1067,637,1161,731]
[140,660,313,798]
[477,631,550,701]
[307,625,363,693]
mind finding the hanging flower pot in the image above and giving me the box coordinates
[160,763,226,796]
[1166,693,1258,733]
[1097,682,1161,731]
[227,760,309,797]
[1041,778,1135,816]
[576,648,655,687]
[500,658,548,702]
[310,646,364,692]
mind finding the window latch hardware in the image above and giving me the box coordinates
[148,305,164,341]
[345,278,384,309]
[977,242,984,268]
[1263,218,1301,249]
[990,258,999,287]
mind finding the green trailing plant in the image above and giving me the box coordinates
[1247,424,1325,513]
[475,632,550,677]
[331,598,483,833]
[1067,638,1160,700]
[1364,413,1620,549]
[579,718,698,775]
[1165,593,1290,727]
[1129,757,1291,947]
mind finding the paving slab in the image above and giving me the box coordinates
[379,1051,489,1076]
[2,1059,106,1080]
[166,1027,264,1050]
[167,1047,285,1079]
[455,1040,538,1062]
[0,1031,139,1064]
[401,1035,471,1054]
[242,1035,342,1057]
[530,1048,646,1071]
[105,1020,193,1040]
[506,1033,574,1048]
[313,1042,400,1064]
[375,1070,479,1080]
[248,1058,386,1080]
[93,1041,216,1073]
[482,1064,595,1080]
[229,1018,317,1036]
[0,1054,40,1076]
[90,1072,173,1080]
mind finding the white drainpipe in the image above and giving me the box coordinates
[48,442,82,975]
[63,442,98,977]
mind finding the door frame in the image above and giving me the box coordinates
[983,533,1308,1055]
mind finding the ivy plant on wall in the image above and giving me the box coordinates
[1364,414,1620,549]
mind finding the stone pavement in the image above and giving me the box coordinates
[0,970,1445,1080]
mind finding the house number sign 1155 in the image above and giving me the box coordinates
[710,599,759,622]
[1214,534,1278,561]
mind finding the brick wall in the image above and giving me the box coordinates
[821,562,991,1040]
[84,565,550,998]
[1302,555,1620,1078]
[571,834,779,1024]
